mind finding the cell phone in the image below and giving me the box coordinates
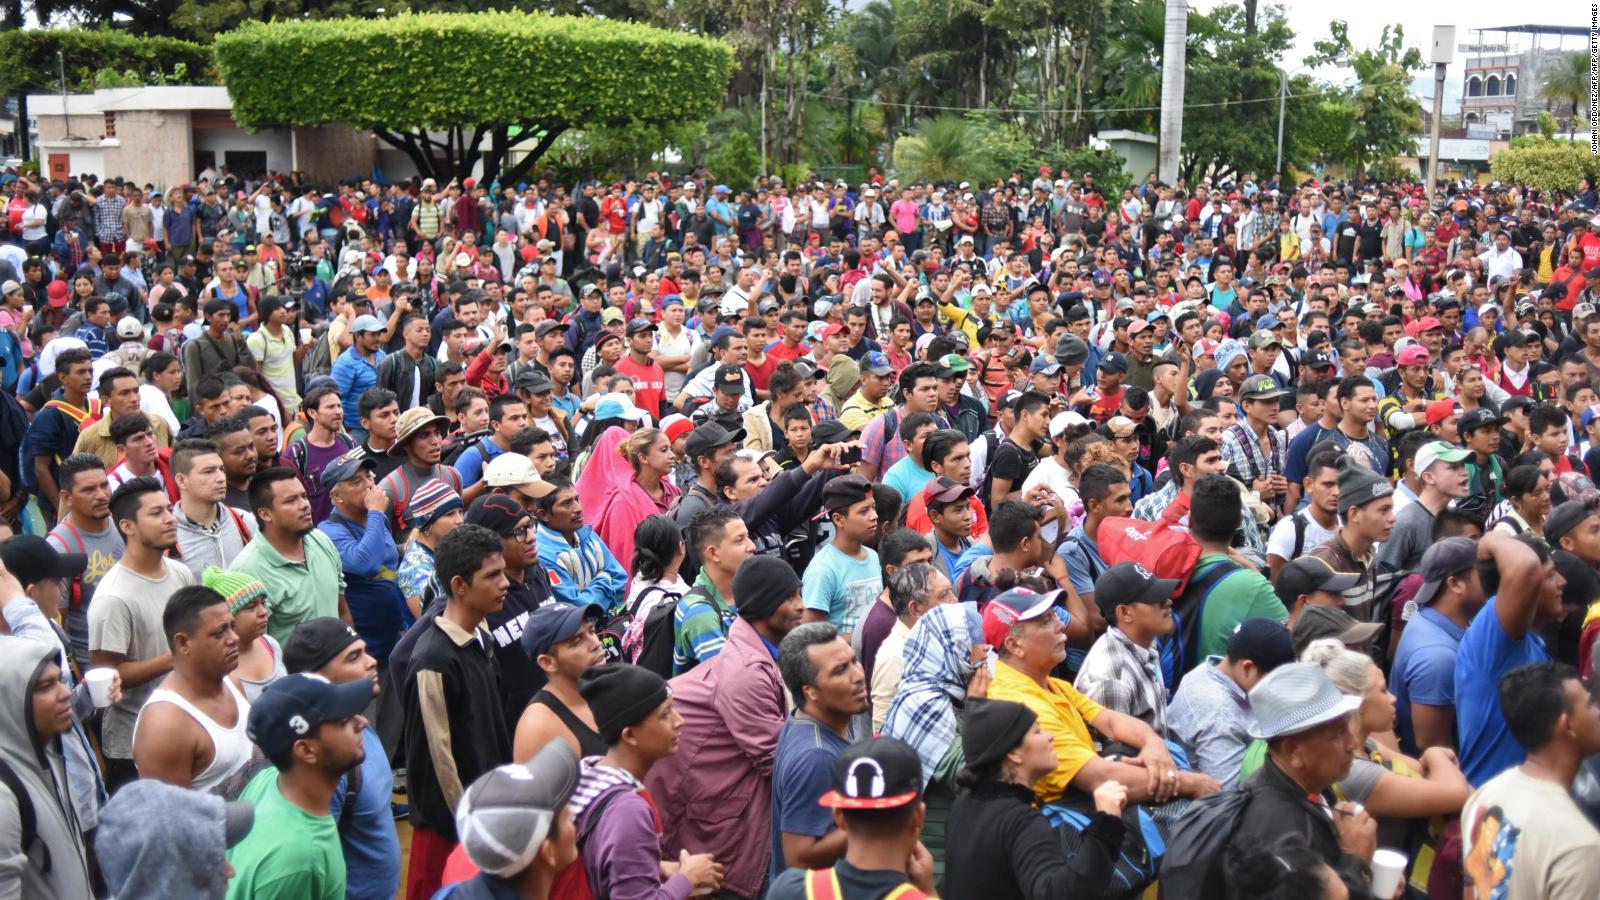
[838,445,862,466]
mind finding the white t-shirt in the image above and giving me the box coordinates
[1020,456,1077,543]
[1265,510,1338,563]
[108,462,165,493]
[654,325,701,401]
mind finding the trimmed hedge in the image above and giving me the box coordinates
[214,12,733,133]
[1490,141,1600,194]
[0,28,214,96]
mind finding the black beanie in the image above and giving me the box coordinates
[578,664,671,744]
[732,555,802,621]
[961,699,1038,772]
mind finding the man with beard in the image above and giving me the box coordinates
[210,415,259,511]
[131,583,254,796]
[647,555,807,899]
[88,476,197,788]
[236,467,350,642]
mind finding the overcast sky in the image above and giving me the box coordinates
[1189,0,1585,112]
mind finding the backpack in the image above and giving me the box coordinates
[802,868,929,900]
[0,758,46,877]
[300,329,334,382]
[1286,509,1313,561]
[1155,787,1255,899]
[622,584,679,676]
[1095,504,1201,596]
[1163,557,1243,691]
[51,521,96,611]
[337,764,363,836]
[1040,797,1165,898]
[666,585,722,676]
[441,431,491,469]
[550,784,644,900]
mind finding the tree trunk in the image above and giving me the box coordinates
[499,125,570,187]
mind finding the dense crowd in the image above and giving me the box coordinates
[1,162,1600,900]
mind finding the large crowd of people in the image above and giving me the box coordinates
[0,161,1599,900]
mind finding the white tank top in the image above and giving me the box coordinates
[135,678,254,795]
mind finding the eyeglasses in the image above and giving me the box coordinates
[509,523,534,540]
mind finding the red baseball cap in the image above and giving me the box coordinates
[980,588,1060,648]
[1397,345,1431,367]
[1404,316,1443,338]
[1425,399,1460,428]
[820,322,849,341]
[45,280,69,308]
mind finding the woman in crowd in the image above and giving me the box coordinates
[1489,464,1550,536]
[577,426,679,569]
[395,478,464,618]
[880,602,989,877]
[208,567,285,703]
[621,514,689,671]
[943,699,1130,900]
[1453,362,1496,415]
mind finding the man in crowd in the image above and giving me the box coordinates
[235,467,349,641]
[46,452,123,670]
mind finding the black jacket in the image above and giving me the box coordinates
[943,780,1125,900]
[375,348,437,412]
[1225,757,1372,894]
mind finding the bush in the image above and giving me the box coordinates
[0,28,213,98]
[1490,142,1600,193]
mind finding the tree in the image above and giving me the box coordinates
[1491,141,1600,193]
[1539,52,1590,139]
[1310,22,1424,173]
[0,29,213,159]
[213,11,733,184]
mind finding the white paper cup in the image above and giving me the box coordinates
[1370,847,1407,899]
[85,668,116,708]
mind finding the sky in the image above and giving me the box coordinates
[1189,0,1586,113]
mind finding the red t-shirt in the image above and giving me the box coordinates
[767,341,811,367]
[615,355,667,418]
[1580,233,1600,269]
[744,353,777,391]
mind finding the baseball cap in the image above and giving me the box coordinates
[1425,399,1460,428]
[1224,618,1296,673]
[455,743,581,878]
[1092,561,1180,619]
[534,319,567,338]
[1458,408,1507,434]
[282,618,363,673]
[1545,501,1600,546]
[247,673,374,757]
[937,353,972,378]
[600,307,625,324]
[1303,350,1336,370]
[1413,440,1469,479]
[515,369,554,394]
[626,317,656,336]
[0,535,85,588]
[350,314,386,334]
[820,322,850,342]
[1104,415,1137,439]
[1048,410,1090,438]
[115,316,144,339]
[593,395,649,422]
[46,280,69,308]
[1289,604,1383,655]
[862,351,893,377]
[981,587,1060,647]
[821,474,874,514]
[1099,352,1128,374]
[713,364,746,394]
[1237,374,1285,401]
[1396,345,1430,367]
[660,413,694,446]
[466,494,532,538]
[1127,319,1151,336]
[1030,355,1062,376]
[811,419,858,445]
[684,421,745,460]
[1274,557,1362,609]
[318,447,376,489]
[1410,537,1479,607]
[1246,331,1281,350]
[817,736,923,809]
[521,601,602,659]
[484,454,553,495]
[1404,316,1443,338]
[921,476,974,508]
[1191,338,1220,360]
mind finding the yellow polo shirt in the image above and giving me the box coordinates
[989,659,1106,803]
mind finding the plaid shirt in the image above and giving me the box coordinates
[1220,420,1286,485]
[1073,626,1168,735]
[93,195,128,243]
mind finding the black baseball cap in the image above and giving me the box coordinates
[1545,501,1599,546]
[683,421,745,460]
[1099,352,1128,374]
[1303,350,1336,370]
[817,736,923,810]
[283,618,363,674]
[1274,557,1362,608]
[626,317,656,336]
[0,535,85,588]
[534,320,567,338]
[1092,562,1179,620]
[1290,604,1383,656]
[515,369,554,394]
[811,419,857,445]
[1224,618,1295,672]
[247,673,374,757]
[713,364,745,395]
[319,447,377,489]
[1411,537,1479,607]
[1457,408,1507,435]
[822,474,874,513]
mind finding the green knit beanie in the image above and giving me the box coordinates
[201,567,270,615]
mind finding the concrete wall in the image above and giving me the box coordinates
[192,126,292,178]
[110,109,194,189]
[293,124,378,184]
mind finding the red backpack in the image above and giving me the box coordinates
[1095,499,1200,599]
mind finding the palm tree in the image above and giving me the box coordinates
[1539,51,1589,139]
[892,116,983,183]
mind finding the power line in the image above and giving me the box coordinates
[801,75,1415,115]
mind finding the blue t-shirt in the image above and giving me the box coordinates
[882,457,934,507]
[1391,607,1466,755]
[1283,422,1334,484]
[327,727,400,900]
[1455,595,1550,786]
[770,716,850,879]
[453,436,506,487]
[800,543,882,637]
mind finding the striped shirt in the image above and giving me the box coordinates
[671,573,734,674]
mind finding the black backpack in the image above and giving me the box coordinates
[1156,787,1255,899]
[0,758,46,877]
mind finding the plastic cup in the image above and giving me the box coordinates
[85,668,116,708]
[1370,848,1407,899]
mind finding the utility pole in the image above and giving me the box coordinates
[1274,70,1287,177]
[1157,0,1187,183]
[1427,26,1455,191]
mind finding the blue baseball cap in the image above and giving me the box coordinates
[594,395,649,423]
[1099,351,1129,374]
[319,447,376,489]
[521,602,603,659]
[1030,355,1062,375]
[862,351,892,376]
[660,294,684,308]
[247,673,373,757]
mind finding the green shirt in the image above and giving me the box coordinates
[226,767,345,900]
[672,570,734,674]
[234,529,346,644]
[1193,554,1289,660]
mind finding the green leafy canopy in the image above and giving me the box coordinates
[214,12,733,133]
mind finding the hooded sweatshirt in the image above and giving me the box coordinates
[821,353,860,413]
[96,779,232,899]
[0,636,92,900]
